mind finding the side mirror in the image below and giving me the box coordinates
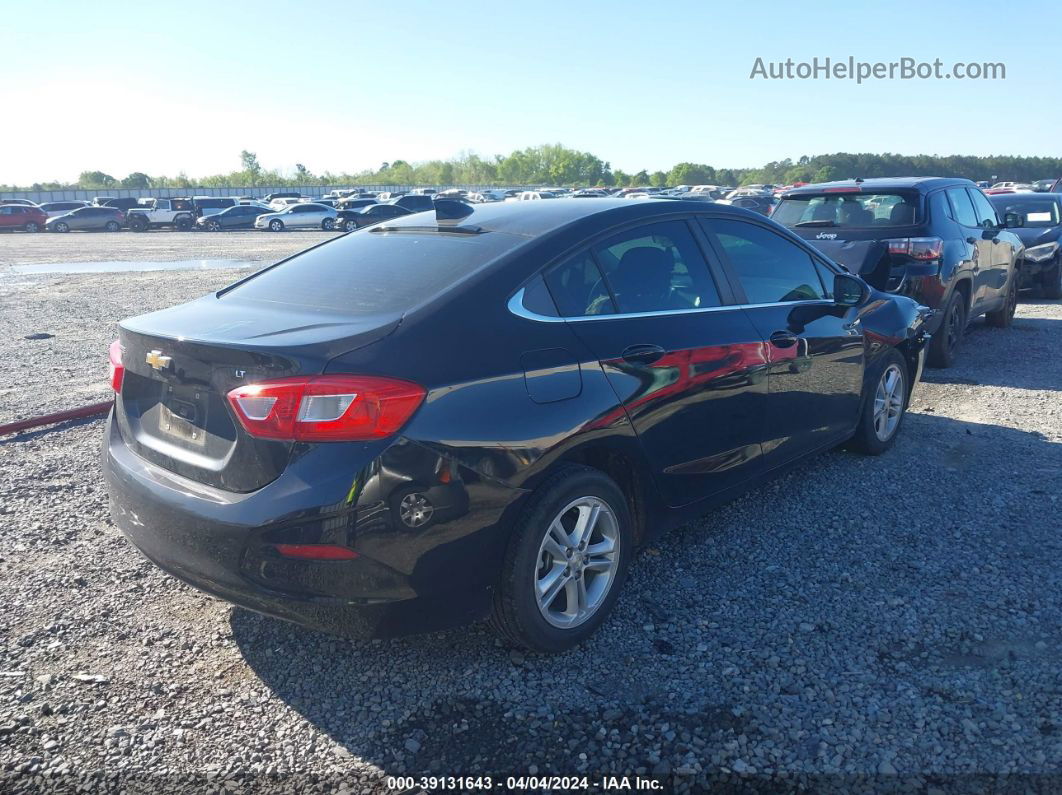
[834,273,867,307]
[1003,212,1023,228]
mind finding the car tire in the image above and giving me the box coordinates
[269,219,284,232]
[322,218,335,231]
[343,219,357,232]
[986,274,1018,328]
[848,347,909,456]
[53,221,69,233]
[104,221,120,232]
[24,222,40,233]
[129,217,148,232]
[207,220,222,232]
[490,464,632,653]
[927,290,965,368]
[175,216,193,232]
[1042,260,1062,300]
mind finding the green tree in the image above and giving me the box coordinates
[295,163,311,181]
[77,171,117,189]
[667,162,716,186]
[121,172,151,189]
[240,150,262,185]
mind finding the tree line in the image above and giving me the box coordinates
[6,146,1062,192]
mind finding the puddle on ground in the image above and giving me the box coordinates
[4,259,258,275]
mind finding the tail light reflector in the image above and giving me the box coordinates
[108,340,124,393]
[227,375,425,442]
[886,237,943,261]
[274,543,358,560]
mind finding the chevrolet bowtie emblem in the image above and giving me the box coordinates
[145,350,172,370]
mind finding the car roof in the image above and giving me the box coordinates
[783,177,974,195]
[377,197,765,238]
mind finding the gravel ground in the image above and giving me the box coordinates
[0,252,1060,792]
[0,229,336,267]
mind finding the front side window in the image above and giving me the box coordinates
[592,220,720,313]
[991,198,1060,228]
[707,218,828,304]
[967,189,1000,229]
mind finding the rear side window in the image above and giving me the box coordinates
[545,251,615,316]
[945,188,979,227]
[222,230,520,315]
[707,218,828,304]
[591,220,720,313]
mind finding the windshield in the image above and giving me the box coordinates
[991,198,1061,228]
[774,192,921,228]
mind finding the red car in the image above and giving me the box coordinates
[0,203,47,232]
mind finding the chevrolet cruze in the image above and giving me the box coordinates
[103,199,930,652]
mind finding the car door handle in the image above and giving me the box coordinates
[966,237,979,244]
[769,331,798,349]
[621,344,666,364]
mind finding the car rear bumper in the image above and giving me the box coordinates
[102,412,525,638]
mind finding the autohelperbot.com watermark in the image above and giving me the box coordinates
[750,56,1005,83]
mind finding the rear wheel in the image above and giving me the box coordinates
[986,274,1018,328]
[322,218,335,231]
[269,219,284,232]
[849,347,908,455]
[104,221,120,232]
[175,215,193,231]
[927,290,965,368]
[490,465,632,653]
[1042,260,1062,300]
[24,222,40,233]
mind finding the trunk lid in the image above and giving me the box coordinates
[115,294,400,492]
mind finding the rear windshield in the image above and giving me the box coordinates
[990,197,1061,228]
[220,229,520,314]
[773,191,921,228]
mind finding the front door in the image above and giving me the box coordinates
[968,187,1014,305]
[945,187,994,310]
[544,218,770,508]
[702,217,865,468]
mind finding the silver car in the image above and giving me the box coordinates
[254,203,339,232]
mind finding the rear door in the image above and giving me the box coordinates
[544,218,769,508]
[702,217,864,468]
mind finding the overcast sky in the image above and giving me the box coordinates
[2,0,1055,184]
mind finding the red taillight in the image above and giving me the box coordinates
[886,237,944,261]
[108,339,124,393]
[226,375,425,442]
[274,543,358,560]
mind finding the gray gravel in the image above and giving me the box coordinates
[1,242,1060,791]
[0,229,336,267]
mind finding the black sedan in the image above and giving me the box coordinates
[196,204,272,231]
[989,193,1062,298]
[102,199,930,652]
[336,202,412,232]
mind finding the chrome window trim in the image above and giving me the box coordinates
[507,288,834,323]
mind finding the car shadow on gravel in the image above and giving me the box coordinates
[228,413,1062,784]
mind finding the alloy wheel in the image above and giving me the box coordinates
[398,492,433,528]
[873,363,905,442]
[535,496,620,629]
